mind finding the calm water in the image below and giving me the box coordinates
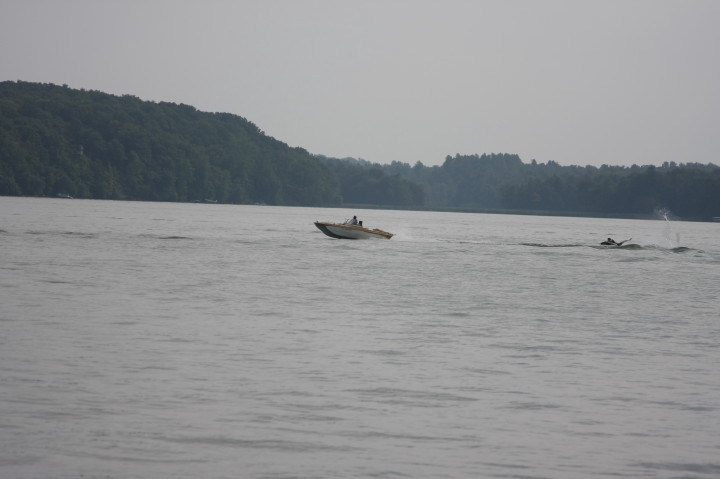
[1,197,719,479]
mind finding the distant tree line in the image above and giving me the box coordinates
[1,81,719,219]
[498,163,720,219]
[316,156,425,206]
[377,154,720,219]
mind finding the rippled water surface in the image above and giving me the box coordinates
[1,197,719,479]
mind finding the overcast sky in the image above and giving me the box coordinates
[2,0,719,167]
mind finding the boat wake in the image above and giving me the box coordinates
[522,242,698,254]
[590,243,643,250]
[520,243,584,248]
[591,244,698,253]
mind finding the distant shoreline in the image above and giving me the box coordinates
[4,195,713,222]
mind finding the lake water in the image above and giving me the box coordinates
[1,197,719,479]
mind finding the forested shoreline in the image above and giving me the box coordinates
[1,81,719,220]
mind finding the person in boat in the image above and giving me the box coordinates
[345,215,359,225]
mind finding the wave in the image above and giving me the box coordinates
[138,234,194,240]
[522,242,645,249]
[621,244,698,253]
[520,243,584,248]
[591,244,698,253]
[523,242,700,254]
[157,435,352,452]
[157,235,193,240]
[589,243,643,250]
[24,230,98,239]
[633,462,720,476]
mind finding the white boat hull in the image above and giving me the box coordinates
[314,221,393,240]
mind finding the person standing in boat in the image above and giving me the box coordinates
[345,215,359,225]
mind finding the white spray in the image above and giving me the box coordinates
[655,208,680,248]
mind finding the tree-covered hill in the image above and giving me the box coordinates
[1,81,415,206]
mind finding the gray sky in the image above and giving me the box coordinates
[2,0,719,167]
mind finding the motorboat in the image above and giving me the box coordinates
[314,221,393,240]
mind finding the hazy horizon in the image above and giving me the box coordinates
[2,1,719,168]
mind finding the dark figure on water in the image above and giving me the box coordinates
[601,237,631,246]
